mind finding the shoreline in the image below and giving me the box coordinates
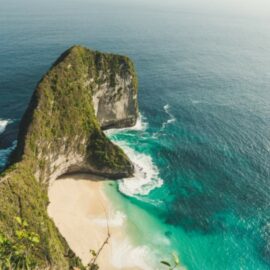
[47,174,144,270]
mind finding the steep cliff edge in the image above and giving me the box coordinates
[0,45,138,268]
[13,45,138,183]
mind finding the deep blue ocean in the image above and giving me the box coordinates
[1,0,270,269]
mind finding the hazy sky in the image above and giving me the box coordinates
[1,0,270,18]
[119,0,270,17]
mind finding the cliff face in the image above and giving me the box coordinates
[91,52,138,129]
[13,45,138,183]
[0,46,138,269]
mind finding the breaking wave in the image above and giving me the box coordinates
[115,141,163,197]
[0,119,9,135]
[0,141,17,170]
[104,114,148,136]
[106,115,164,197]
[109,237,157,270]
[0,119,16,170]
[93,210,127,227]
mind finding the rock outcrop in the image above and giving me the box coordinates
[0,45,138,269]
[91,53,138,129]
[13,45,138,183]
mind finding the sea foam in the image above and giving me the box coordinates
[92,210,126,227]
[0,119,9,135]
[0,119,16,170]
[0,141,17,170]
[109,237,157,270]
[105,114,148,136]
[105,115,163,197]
[115,141,163,197]
[162,104,176,130]
[152,104,176,139]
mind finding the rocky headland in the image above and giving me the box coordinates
[0,45,138,269]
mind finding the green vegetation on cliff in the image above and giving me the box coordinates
[0,45,138,269]
[0,163,78,269]
[14,45,136,180]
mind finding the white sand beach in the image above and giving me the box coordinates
[47,174,146,270]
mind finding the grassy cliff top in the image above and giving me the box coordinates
[14,45,136,178]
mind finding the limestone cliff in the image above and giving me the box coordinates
[0,45,138,269]
[13,45,138,183]
[91,52,138,129]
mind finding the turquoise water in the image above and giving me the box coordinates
[1,0,270,269]
[105,118,270,269]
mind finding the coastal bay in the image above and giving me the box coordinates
[1,1,270,269]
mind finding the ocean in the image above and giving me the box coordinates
[1,0,270,269]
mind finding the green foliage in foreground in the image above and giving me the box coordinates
[0,217,40,270]
[0,163,80,269]
[0,216,100,270]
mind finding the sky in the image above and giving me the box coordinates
[1,0,270,19]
